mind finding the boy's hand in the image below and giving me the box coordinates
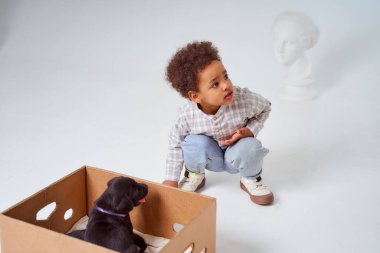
[220,127,254,146]
[162,180,178,188]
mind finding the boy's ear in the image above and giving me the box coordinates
[188,90,200,102]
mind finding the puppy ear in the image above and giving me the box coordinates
[113,193,134,212]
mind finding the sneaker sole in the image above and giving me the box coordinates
[195,178,206,192]
[240,182,274,205]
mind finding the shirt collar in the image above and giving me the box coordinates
[192,102,226,119]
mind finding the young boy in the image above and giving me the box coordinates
[162,41,274,205]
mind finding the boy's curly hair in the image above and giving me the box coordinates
[166,41,221,99]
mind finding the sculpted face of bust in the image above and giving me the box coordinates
[273,22,305,66]
[272,11,319,66]
[272,11,319,101]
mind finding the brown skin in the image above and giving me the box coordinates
[162,180,178,188]
[220,127,254,146]
[162,60,253,187]
[188,60,233,114]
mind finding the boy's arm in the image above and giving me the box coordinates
[164,111,188,185]
[245,92,271,137]
[220,89,271,146]
[219,127,254,146]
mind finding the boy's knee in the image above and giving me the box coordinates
[239,137,262,149]
[225,138,268,174]
[230,138,268,159]
[182,134,216,151]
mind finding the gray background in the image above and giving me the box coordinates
[1,0,379,252]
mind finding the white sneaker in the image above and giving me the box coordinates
[178,170,206,192]
[240,177,274,205]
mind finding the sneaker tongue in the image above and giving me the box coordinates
[138,197,146,203]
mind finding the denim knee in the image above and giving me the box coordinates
[181,135,224,173]
[182,134,217,151]
[242,138,267,153]
[225,137,269,177]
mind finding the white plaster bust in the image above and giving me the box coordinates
[272,11,319,101]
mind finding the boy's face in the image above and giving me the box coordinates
[188,60,234,115]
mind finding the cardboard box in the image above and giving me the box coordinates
[0,165,216,253]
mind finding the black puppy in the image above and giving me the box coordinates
[68,176,148,253]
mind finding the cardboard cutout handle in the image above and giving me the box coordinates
[36,202,57,221]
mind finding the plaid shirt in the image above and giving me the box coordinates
[165,86,271,181]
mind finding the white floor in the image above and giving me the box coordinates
[1,1,379,252]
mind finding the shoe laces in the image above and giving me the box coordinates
[184,173,204,184]
[244,178,268,191]
[189,176,203,183]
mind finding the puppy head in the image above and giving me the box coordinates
[105,176,148,213]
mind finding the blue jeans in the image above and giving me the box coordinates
[181,134,269,178]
